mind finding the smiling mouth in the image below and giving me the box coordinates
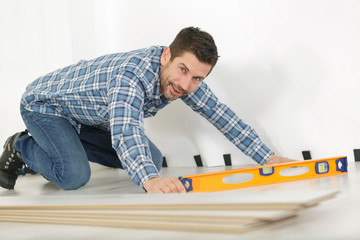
[170,83,183,96]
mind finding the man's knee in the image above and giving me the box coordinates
[55,165,91,190]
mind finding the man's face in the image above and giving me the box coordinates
[159,47,212,100]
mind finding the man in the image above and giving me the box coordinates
[0,27,294,193]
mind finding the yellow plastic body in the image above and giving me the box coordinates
[180,156,348,193]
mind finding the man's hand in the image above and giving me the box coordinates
[143,177,187,194]
[266,155,298,165]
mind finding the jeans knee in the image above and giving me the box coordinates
[57,166,91,190]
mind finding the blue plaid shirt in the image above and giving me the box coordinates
[21,46,274,187]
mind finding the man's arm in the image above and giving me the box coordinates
[108,70,160,187]
[181,82,295,165]
[108,69,186,193]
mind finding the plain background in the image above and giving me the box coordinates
[0,0,359,167]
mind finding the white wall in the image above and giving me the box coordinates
[1,0,359,167]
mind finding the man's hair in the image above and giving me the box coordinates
[169,27,218,69]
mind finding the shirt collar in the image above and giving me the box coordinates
[152,46,169,104]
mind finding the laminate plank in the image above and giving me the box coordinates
[0,209,297,224]
[0,190,339,211]
[0,162,354,239]
[0,214,292,234]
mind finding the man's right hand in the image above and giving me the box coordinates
[143,177,186,194]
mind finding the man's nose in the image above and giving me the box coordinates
[178,76,192,92]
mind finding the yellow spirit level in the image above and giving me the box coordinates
[179,156,348,193]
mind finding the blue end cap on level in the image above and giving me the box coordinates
[336,157,348,172]
[179,177,193,192]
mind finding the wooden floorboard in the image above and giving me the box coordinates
[0,162,358,239]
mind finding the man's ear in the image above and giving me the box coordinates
[160,47,171,65]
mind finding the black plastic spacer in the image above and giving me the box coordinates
[223,154,232,166]
[194,155,203,167]
[302,151,312,160]
[162,157,168,167]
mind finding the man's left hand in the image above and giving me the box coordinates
[266,155,298,165]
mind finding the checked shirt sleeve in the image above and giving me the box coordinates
[181,83,274,165]
[107,69,159,186]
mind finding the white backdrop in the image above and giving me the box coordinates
[1,0,359,167]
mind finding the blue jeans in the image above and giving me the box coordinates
[15,105,163,190]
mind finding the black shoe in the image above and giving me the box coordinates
[0,130,28,190]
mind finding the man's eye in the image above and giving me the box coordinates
[194,77,201,81]
[180,67,186,72]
